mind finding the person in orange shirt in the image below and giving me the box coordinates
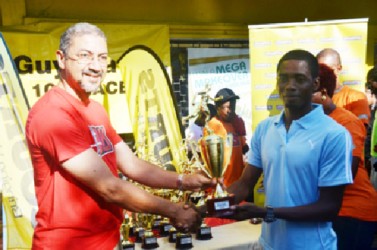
[312,63,377,250]
[203,88,248,188]
[317,48,370,127]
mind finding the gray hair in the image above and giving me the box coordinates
[59,22,106,54]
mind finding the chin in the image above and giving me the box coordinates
[82,83,101,93]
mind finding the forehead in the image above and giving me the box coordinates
[69,34,107,53]
[278,59,311,76]
[317,54,338,67]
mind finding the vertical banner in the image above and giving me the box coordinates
[0,33,37,249]
[249,18,368,131]
[118,46,187,172]
[188,48,251,141]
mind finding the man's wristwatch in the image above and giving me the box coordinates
[263,206,276,223]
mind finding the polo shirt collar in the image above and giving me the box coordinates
[273,103,324,130]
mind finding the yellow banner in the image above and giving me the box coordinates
[0,33,36,249]
[118,46,187,172]
[249,18,368,131]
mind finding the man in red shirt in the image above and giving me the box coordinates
[26,22,214,250]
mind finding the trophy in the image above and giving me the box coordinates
[159,217,173,237]
[175,232,193,249]
[141,214,159,249]
[121,214,135,250]
[134,213,145,243]
[196,222,212,240]
[199,133,235,217]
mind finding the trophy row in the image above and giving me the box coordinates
[120,212,212,250]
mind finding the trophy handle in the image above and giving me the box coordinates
[221,133,233,176]
[198,138,213,178]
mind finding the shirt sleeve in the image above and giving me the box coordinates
[318,129,354,186]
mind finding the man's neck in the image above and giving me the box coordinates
[283,105,313,130]
[58,80,90,104]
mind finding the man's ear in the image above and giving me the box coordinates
[313,76,320,92]
[56,50,65,70]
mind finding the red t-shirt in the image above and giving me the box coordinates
[330,108,377,221]
[26,87,123,249]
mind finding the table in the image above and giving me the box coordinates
[133,220,262,250]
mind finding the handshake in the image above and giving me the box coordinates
[167,173,234,233]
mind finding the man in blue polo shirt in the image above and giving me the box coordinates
[227,49,353,249]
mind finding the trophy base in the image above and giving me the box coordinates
[196,225,212,240]
[207,195,235,217]
[134,228,145,243]
[175,233,193,249]
[168,229,177,243]
[122,241,135,250]
[141,235,159,249]
[159,222,173,237]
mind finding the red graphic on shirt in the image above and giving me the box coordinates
[89,126,114,156]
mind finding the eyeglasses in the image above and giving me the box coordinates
[66,50,109,66]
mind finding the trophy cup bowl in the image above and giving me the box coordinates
[199,133,235,217]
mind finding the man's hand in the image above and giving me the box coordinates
[182,172,217,192]
[170,202,202,233]
[228,203,266,221]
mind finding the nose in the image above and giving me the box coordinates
[88,57,103,71]
[284,77,299,90]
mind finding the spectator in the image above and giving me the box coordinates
[203,88,249,188]
[313,63,377,250]
[368,67,377,190]
[317,48,370,127]
[364,67,377,176]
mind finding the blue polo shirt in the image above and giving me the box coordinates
[248,104,353,250]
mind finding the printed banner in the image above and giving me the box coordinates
[118,46,186,172]
[249,18,368,131]
[0,33,36,249]
[187,48,251,141]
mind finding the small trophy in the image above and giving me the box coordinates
[199,133,235,217]
[121,214,135,250]
[159,218,173,237]
[168,227,177,243]
[134,213,145,243]
[196,223,212,240]
[175,232,193,249]
[141,214,159,249]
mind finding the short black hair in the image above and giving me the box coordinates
[367,67,377,82]
[277,49,319,79]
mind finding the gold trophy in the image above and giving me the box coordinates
[199,133,235,217]
[121,214,135,250]
[141,214,159,249]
